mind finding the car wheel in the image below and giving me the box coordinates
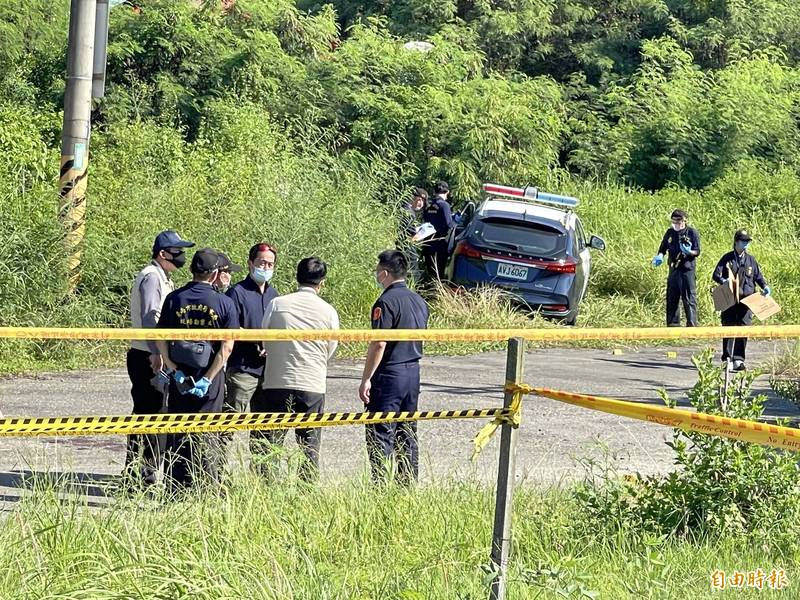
[563,309,579,326]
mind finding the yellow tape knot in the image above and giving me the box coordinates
[472,383,530,461]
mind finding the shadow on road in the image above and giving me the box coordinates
[0,470,116,497]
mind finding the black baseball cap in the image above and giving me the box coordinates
[734,229,752,242]
[671,209,687,221]
[434,180,449,194]
[218,252,242,273]
[191,247,222,275]
[153,230,195,254]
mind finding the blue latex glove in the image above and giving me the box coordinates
[680,241,692,255]
[762,286,771,297]
[188,377,212,398]
[173,370,187,385]
[453,213,463,225]
[651,254,664,267]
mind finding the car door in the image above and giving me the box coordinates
[575,219,591,301]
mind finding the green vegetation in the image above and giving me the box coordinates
[3,0,800,374]
[3,356,798,598]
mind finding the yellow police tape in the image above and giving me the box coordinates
[1,324,800,342]
[521,385,800,453]
[0,408,518,460]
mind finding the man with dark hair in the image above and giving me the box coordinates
[222,243,278,455]
[651,209,701,326]
[156,248,238,491]
[422,180,454,282]
[712,229,772,372]
[258,257,340,481]
[125,229,194,490]
[359,250,430,485]
[213,252,242,293]
[399,187,428,283]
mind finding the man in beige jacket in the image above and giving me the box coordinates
[258,257,339,481]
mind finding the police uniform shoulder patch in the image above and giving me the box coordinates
[372,306,382,321]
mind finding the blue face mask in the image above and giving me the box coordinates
[251,267,273,285]
[735,241,749,253]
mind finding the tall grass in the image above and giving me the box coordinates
[0,473,794,599]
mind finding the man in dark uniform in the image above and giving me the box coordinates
[652,209,701,326]
[359,250,430,485]
[712,229,771,372]
[156,248,238,491]
[222,243,278,455]
[422,180,454,282]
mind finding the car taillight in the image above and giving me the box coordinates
[542,304,569,312]
[542,257,577,274]
[454,240,482,259]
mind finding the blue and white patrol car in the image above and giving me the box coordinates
[445,183,605,325]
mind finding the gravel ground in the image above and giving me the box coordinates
[0,341,795,505]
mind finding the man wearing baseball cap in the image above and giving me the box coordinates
[156,247,239,491]
[124,229,194,490]
[712,229,771,371]
[422,180,455,283]
[213,252,242,293]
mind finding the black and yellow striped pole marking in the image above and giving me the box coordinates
[58,154,88,292]
[0,408,515,438]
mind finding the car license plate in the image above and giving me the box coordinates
[496,262,528,281]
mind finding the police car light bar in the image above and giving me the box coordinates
[482,183,579,208]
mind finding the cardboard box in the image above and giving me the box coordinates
[741,293,781,321]
[712,277,738,312]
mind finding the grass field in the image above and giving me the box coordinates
[0,474,794,599]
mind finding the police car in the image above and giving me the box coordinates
[445,183,605,325]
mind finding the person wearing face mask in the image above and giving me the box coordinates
[221,243,279,455]
[213,252,242,293]
[398,187,428,284]
[712,230,771,372]
[359,250,430,485]
[124,229,195,490]
[652,209,701,327]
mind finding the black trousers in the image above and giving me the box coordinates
[365,362,420,485]
[666,268,697,327]
[422,240,449,282]
[124,349,166,486]
[252,388,325,482]
[164,373,225,492]
[721,303,753,362]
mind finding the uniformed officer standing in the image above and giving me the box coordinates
[222,243,278,454]
[398,188,427,284]
[359,250,430,485]
[156,248,238,491]
[422,181,454,282]
[125,229,194,489]
[712,230,771,372]
[652,210,701,326]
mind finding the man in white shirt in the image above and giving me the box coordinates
[258,257,339,481]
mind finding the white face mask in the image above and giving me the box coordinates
[375,269,386,289]
[671,222,686,232]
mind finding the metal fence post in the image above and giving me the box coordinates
[489,337,525,600]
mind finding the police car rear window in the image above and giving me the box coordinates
[475,218,567,257]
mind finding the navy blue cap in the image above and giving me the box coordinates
[153,230,195,254]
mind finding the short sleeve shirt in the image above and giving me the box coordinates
[157,281,239,378]
[371,282,429,369]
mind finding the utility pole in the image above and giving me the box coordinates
[59,0,98,292]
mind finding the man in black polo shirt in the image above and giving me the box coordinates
[359,250,430,485]
[222,243,279,454]
[156,248,238,491]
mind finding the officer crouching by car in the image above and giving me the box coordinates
[712,229,771,372]
[156,248,238,492]
[652,209,701,327]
